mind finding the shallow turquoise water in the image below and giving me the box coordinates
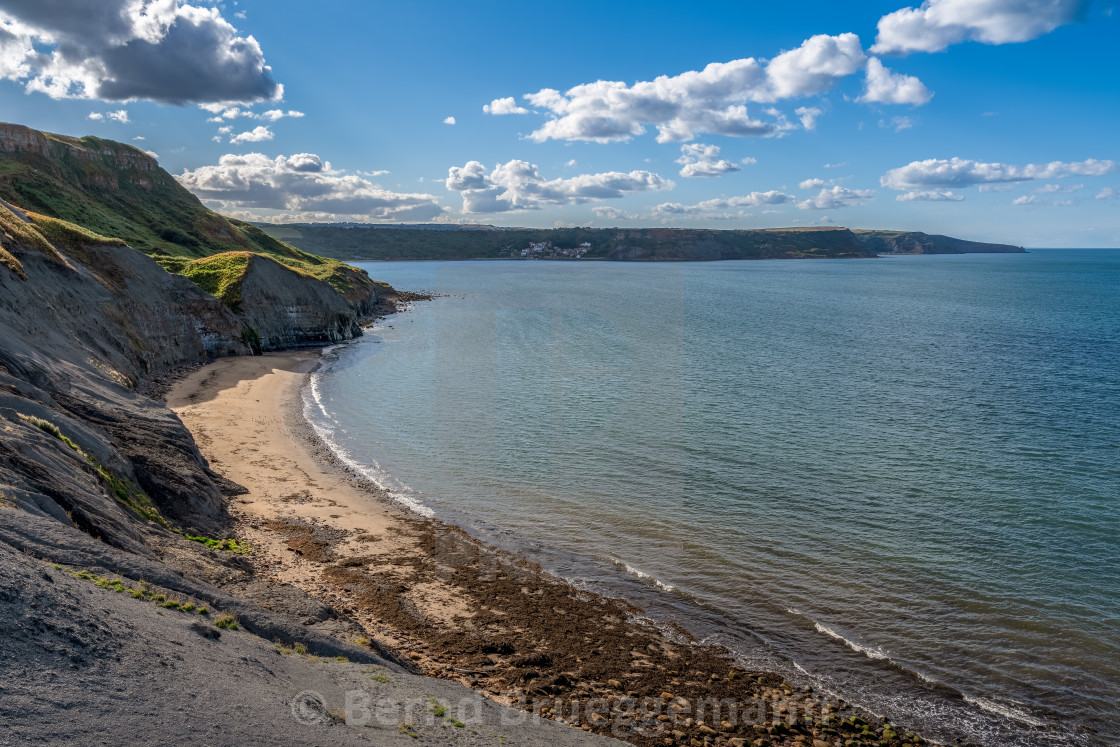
[305,251,1120,746]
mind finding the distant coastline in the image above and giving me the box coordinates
[254,222,1024,263]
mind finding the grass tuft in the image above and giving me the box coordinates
[27,211,126,252]
[165,251,254,311]
[184,534,250,554]
[214,614,239,631]
[0,202,67,270]
[16,413,173,529]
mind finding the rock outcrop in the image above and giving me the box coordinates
[237,253,362,349]
[0,121,381,340]
[0,204,249,539]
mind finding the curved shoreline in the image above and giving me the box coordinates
[168,349,942,747]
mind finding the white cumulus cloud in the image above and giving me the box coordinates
[0,0,280,104]
[652,191,795,218]
[1032,182,1083,193]
[443,116,456,125]
[89,109,129,123]
[676,143,743,178]
[1097,187,1118,200]
[483,96,529,115]
[881,157,1118,190]
[202,105,304,122]
[795,106,823,130]
[896,189,964,201]
[872,0,1090,56]
[518,33,874,144]
[798,186,876,209]
[445,159,673,214]
[859,58,932,105]
[229,125,274,144]
[177,153,444,222]
[879,115,915,131]
[591,206,633,222]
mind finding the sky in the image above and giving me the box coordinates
[0,0,1117,247]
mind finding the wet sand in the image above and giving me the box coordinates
[168,351,931,747]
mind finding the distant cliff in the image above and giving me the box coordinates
[853,230,1024,254]
[256,223,1023,261]
[0,122,379,347]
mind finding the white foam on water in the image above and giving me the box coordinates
[963,696,1049,728]
[814,621,889,661]
[913,669,938,686]
[302,369,434,518]
[608,556,677,592]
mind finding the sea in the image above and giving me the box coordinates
[301,250,1119,746]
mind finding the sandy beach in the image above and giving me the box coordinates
[167,350,928,747]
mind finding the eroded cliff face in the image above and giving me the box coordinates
[0,123,158,189]
[0,121,378,350]
[0,207,249,542]
[237,254,363,349]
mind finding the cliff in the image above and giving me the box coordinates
[0,194,409,703]
[257,222,1022,261]
[852,230,1025,254]
[0,146,607,747]
[599,226,872,260]
[0,122,379,345]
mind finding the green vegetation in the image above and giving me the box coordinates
[94,461,170,528]
[17,412,172,528]
[0,243,22,278]
[184,534,250,554]
[58,565,214,619]
[18,413,80,450]
[0,202,68,270]
[255,223,878,262]
[242,326,263,355]
[27,211,126,252]
[214,614,239,631]
[0,125,377,307]
[428,701,447,718]
[162,251,253,310]
[275,641,349,662]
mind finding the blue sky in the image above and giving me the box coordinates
[0,0,1117,246]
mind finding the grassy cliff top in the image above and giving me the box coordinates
[0,122,376,307]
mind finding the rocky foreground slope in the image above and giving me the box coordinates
[0,173,611,746]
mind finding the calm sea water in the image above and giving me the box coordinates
[304,251,1120,746]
